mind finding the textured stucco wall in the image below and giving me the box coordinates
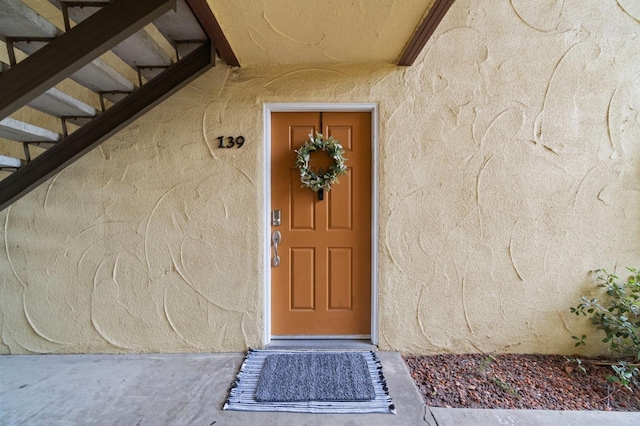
[1,0,638,355]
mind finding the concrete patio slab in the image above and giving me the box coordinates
[0,351,427,425]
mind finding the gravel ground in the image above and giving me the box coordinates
[403,354,640,412]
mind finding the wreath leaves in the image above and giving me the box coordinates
[295,132,347,192]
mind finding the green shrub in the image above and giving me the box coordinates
[570,267,640,390]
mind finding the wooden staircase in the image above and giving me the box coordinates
[0,0,239,210]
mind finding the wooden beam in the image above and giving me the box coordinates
[186,0,240,67]
[0,0,176,120]
[0,42,214,211]
[398,0,456,66]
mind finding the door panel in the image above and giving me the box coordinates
[290,247,315,310]
[290,168,315,230]
[328,171,352,230]
[271,111,371,335]
[328,247,353,310]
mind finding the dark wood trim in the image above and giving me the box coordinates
[186,0,240,67]
[0,0,176,120]
[0,42,214,211]
[398,0,455,66]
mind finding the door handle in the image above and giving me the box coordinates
[271,231,281,267]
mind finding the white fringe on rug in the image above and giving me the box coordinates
[223,349,396,414]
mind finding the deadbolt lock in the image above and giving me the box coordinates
[272,210,281,226]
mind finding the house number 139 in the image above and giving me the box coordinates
[217,136,245,148]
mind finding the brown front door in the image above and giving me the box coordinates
[270,111,372,335]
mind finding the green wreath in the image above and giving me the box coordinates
[295,132,347,193]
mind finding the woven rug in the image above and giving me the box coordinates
[224,350,396,414]
[255,352,375,402]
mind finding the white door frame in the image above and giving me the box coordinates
[262,103,379,346]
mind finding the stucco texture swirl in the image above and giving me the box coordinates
[1,0,638,354]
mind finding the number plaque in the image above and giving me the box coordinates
[217,136,245,148]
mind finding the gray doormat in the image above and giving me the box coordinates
[224,350,395,414]
[255,352,375,402]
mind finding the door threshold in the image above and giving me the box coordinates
[266,339,377,351]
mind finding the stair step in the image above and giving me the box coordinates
[0,0,62,40]
[70,62,135,103]
[29,88,97,125]
[50,0,173,80]
[10,42,134,104]
[0,155,24,170]
[8,38,135,103]
[154,0,207,58]
[0,61,95,124]
[9,42,134,104]
[111,31,173,80]
[1,0,135,104]
[0,117,61,143]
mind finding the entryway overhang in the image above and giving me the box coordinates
[207,0,455,66]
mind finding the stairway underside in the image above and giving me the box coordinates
[0,0,238,211]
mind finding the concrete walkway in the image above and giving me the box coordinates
[0,352,638,425]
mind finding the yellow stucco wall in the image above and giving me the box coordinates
[1,0,639,355]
